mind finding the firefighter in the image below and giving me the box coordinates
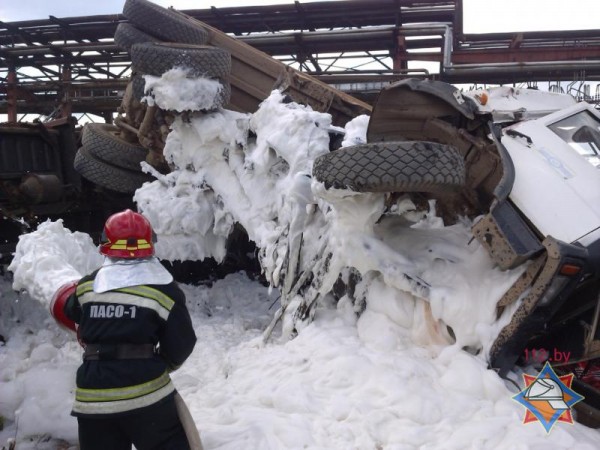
[51,209,197,450]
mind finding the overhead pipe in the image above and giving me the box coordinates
[242,25,452,47]
[440,25,600,76]
[393,23,600,77]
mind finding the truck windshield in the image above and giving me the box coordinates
[548,110,600,167]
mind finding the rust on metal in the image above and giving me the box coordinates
[472,214,534,271]
[495,254,546,312]
[196,19,372,126]
[489,237,563,358]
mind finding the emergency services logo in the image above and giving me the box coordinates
[513,362,584,432]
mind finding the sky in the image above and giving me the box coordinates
[0,0,599,33]
[2,72,600,447]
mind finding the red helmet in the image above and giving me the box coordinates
[99,209,156,258]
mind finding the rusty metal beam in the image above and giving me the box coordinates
[6,69,17,122]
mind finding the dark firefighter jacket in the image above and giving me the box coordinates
[64,269,196,417]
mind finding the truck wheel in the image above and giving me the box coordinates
[114,22,156,53]
[131,74,147,101]
[313,141,465,193]
[82,123,148,172]
[74,147,153,194]
[130,42,231,79]
[212,80,231,109]
[134,73,230,111]
[122,0,208,45]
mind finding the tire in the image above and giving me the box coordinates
[131,73,147,100]
[130,42,231,79]
[122,0,208,45]
[213,80,231,109]
[82,123,148,171]
[74,147,153,194]
[114,22,156,52]
[313,141,465,193]
[138,76,230,111]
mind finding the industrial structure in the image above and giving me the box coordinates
[1,0,600,122]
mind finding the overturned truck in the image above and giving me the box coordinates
[340,80,600,426]
[72,0,599,427]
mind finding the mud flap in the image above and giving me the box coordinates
[174,392,204,450]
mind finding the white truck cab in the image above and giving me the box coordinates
[502,101,600,245]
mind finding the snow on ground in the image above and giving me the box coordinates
[1,73,600,449]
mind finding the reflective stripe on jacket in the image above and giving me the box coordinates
[73,371,175,415]
[64,270,196,417]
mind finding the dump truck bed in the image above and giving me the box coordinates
[181,13,372,126]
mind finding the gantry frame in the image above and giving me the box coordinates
[1,0,600,120]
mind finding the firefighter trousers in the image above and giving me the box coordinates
[77,395,190,450]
